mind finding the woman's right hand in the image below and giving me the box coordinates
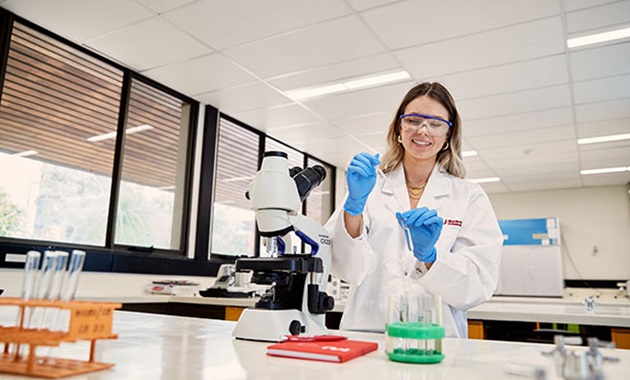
[343,152,381,216]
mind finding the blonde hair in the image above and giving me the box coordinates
[380,82,466,179]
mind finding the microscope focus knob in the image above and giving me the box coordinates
[319,293,335,312]
[289,320,305,335]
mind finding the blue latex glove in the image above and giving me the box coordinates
[396,207,443,263]
[343,152,381,216]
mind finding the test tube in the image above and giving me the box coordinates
[60,250,86,302]
[40,251,69,330]
[48,251,69,301]
[21,251,41,301]
[12,251,41,356]
[44,250,86,362]
[35,251,59,300]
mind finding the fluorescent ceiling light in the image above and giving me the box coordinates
[580,166,629,175]
[285,84,346,101]
[567,27,630,48]
[469,177,500,184]
[462,150,478,158]
[285,70,410,101]
[87,124,154,142]
[13,150,38,157]
[577,133,630,145]
[344,71,410,90]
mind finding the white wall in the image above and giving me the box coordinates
[489,185,630,281]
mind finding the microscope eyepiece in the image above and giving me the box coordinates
[292,165,326,201]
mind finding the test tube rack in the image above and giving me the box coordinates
[0,297,121,378]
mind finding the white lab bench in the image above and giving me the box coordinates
[1,309,630,380]
[80,293,630,348]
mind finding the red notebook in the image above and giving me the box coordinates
[266,339,378,363]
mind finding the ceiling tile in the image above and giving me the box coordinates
[463,107,574,138]
[303,81,412,121]
[440,54,569,101]
[483,143,578,163]
[467,125,576,150]
[231,104,322,132]
[223,15,386,79]
[267,123,346,145]
[134,0,197,14]
[346,0,398,12]
[461,156,492,174]
[573,74,630,104]
[580,172,630,187]
[143,54,256,96]
[505,179,583,192]
[305,136,370,156]
[395,17,565,78]
[576,117,630,138]
[579,143,630,164]
[457,85,572,121]
[566,0,630,35]
[564,0,619,12]
[362,0,559,49]
[479,182,510,194]
[196,82,291,114]
[163,0,353,50]
[570,41,630,81]
[333,112,393,136]
[85,17,212,71]
[3,0,153,41]
[575,98,630,123]
[494,162,581,179]
[355,132,387,148]
[268,53,401,91]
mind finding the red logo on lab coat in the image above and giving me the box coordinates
[443,219,462,227]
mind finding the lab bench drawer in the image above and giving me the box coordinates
[611,328,630,349]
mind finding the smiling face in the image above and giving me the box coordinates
[399,95,450,165]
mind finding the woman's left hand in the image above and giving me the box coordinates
[396,207,443,263]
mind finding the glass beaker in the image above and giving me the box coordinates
[385,294,445,364]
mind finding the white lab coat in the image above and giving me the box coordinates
[325,164,503,338]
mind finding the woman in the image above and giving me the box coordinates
[325,82,503,338]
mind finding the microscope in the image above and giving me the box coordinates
[231,151,335,342]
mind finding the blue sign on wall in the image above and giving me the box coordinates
[498,218,559,246]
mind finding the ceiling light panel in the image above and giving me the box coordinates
[578,133,630,145]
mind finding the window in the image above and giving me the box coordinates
[0,22,123,246]
[210,117,260,257]
[115,78,193,250]
[0,20,195,257]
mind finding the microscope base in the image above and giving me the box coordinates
[232,308,328,342]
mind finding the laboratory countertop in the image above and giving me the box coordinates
[1,309,629,379]
[75,293,630,328]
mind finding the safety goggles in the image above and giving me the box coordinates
[399,113,451,136]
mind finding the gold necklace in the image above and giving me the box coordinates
[406,181,427,197]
